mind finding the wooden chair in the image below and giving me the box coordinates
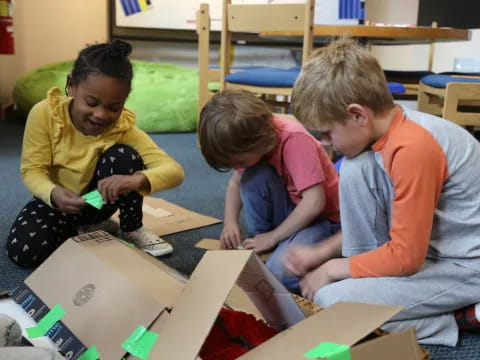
[417,74,480,129]
[196,3,266,123]
[219,0,314,104]
[197,3,218,126]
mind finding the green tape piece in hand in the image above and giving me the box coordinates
[82,190,104,210]
[77,346,100,360]
[122,325,159,360]
[304,342,351,360]
[26,304,66,339]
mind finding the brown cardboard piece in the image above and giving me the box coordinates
[195,238,272,262]
[22,231,427,360]
[238,302,407,359]
[114,197,221,236]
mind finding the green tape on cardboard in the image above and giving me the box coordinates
[118,238,135,248]
[82,190,104,210]
[122,325,159,360]
[77,346,100,360]
[26,304,66,338]
[304,342,351,360]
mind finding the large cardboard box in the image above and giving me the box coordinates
[11,231,428,360]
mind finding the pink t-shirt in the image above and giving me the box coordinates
[266,115,340,222]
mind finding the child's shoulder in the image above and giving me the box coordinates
[26,88,70,128]
[273,114,310,135]
[393,108,471,149]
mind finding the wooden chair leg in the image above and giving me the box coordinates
[417,82,444,116]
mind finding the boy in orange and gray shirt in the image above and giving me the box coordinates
[284,39,480,346]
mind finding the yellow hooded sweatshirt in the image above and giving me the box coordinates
[21,88,184,207]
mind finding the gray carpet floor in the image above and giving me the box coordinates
[0,119,479,359]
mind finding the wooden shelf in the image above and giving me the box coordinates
[261,25,470,45]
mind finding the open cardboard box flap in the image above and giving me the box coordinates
[238,302,404,359]
[349,327,423,360]
[148,250,306,359]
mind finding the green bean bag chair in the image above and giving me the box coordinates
[13,60,198,132]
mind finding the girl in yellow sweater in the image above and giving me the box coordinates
[6,40,184,267]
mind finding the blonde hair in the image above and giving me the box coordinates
[292,39,394,128]
[198,89,277,171]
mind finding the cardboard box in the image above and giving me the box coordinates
[11,231,186,359]
[12,231,428,360]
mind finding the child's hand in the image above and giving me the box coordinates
[284,245,322,277]
[298,264,330,301]
[97,174,147,204]
[51,187,86,214]
[220,222,242,249]
[299,258,350,301]
[243,232,278,253]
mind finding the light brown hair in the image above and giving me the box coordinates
[292,39,394,128]
[198,89,278,172]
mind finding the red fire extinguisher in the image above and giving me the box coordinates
[0,0,14,55]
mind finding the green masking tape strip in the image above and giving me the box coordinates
[304,342,351,360]
[118,238,135,248]
[122,325,159,360]
[26,304,66,338]
[82,190,104,210]
[77,346,100,360]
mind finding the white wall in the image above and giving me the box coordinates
[0,0,108,114]
[372,29,480,72]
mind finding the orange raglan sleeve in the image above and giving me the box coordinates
[349,131,448,278]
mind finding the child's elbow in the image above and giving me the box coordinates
[398,255,424,276]
[311,194,326,215]
[301,187,326,215]
[171,163,185,187]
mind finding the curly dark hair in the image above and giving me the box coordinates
[69,39,133,91]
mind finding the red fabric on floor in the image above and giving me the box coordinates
[200,308,279,360]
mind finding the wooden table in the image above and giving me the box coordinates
[262,25,470,45]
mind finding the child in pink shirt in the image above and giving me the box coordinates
[198,89,340,290]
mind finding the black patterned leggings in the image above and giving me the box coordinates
[6,145,145,268]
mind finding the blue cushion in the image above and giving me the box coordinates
[387,82,406,94]
[421,74,480,88]
[225,68,300,87]
[225,68,405,94]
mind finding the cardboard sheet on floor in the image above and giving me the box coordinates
[114,197,221,236]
